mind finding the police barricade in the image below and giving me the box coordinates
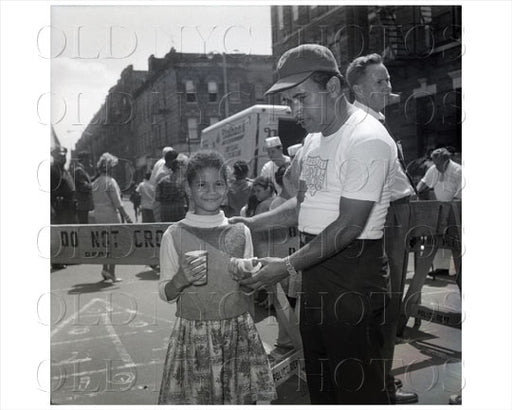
[50,222,305,386]
[399,200,462,333]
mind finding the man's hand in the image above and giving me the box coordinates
[228,216,252,226]
[238,257,289,290]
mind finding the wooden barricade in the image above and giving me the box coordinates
[398,200,462,333]
[51,223,171,265]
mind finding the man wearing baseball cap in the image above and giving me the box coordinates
[235,44,399,404]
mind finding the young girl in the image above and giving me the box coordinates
[158,151,276,405]
[241,176,276,217]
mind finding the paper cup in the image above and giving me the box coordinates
[229,257,261,280]
[185,250,208,285]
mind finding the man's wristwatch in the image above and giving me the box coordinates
[284,256,298,278]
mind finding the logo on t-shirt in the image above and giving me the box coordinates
[302,156,328,196]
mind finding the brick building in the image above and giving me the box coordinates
[75,49,274,182]
[269,5,462,163]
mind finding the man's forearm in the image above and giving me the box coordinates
[247,197,298,231]
[288,215,363,271]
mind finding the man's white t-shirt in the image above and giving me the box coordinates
[353,100,414,201]
[298,109,398,239]
[421,160,462,201]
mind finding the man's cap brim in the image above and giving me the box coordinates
[264,71,313,96]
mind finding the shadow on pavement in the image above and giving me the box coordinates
[135,269,160,281]
[68,280,118,294]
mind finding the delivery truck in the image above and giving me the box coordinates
[200,105,307,177]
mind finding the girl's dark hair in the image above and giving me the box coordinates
[185,150,228,185]
[245,193,260,217]
[233,160,249,179]
[245,176,276,217]
[274,164,289,187]
[252,176,276,193]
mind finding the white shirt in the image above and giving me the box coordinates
[421,160,462,201]
[353,100,413,201]
[149,158,166,187]
[136,180,155,209]
[260,156,290,195]
[298,109,397,239]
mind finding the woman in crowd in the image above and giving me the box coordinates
[91,152,132,282]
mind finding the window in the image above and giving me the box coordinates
[277,6,284,30]
[208,81,218,102]
[255,83,265,102]
[188,118,199,140]
[210,117,219,125]
[185,80,196,102]
[292,6,299,21]
[229,81,240,103]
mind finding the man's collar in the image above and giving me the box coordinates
[353,100,385,122]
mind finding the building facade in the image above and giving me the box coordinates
[75,49,274,182]
[269,5,462,163]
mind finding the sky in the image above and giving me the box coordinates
[50,5,273,151]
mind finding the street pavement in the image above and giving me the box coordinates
[50,201,461,405]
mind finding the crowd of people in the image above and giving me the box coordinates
[51,43,462,405]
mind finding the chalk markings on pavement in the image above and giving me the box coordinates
[51,298,100,338]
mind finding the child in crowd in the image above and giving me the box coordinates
[157,151,276,405]
[241,176,276,217]
[226,160,252,217]
[240,176,276,259]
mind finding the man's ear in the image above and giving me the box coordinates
[326,76,342,96]
[351,83,362,97]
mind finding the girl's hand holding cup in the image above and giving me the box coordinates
[183,250,208,286]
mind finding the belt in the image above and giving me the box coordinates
[299,231,317,245]
[390,196,411,206]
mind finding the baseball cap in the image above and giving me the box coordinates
[265,44,341,95]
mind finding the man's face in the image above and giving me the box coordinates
[266,146,282,162]
[281,77,334,134]
[354,63,392,113]
[432,156,449,173]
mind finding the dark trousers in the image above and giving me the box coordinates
[77,210,89,224]
[299,237,391,404]
[383,200,411,396]
[141,208,155,223]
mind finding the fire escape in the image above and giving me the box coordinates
[375,6,433,63]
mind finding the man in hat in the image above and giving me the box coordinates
[149,146,176,221]
[72,151,94,224]
[51,146,77,225]
[235,44,399,404]
[417,147,462,201]
[260,136,290,195]
[346,53,418,404]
